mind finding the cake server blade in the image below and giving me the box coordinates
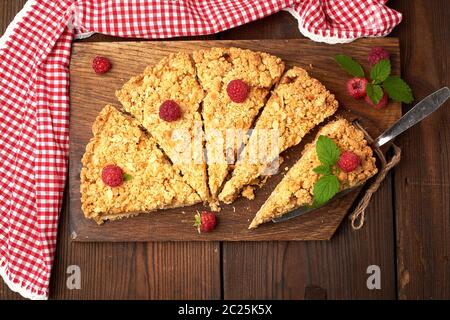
[272,87,450,224]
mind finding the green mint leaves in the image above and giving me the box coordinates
[383,76,414,104]
[123,173,133,181]
[312,164,332,175]
[316,135,340,166]
[366,83,384,105]
[370,59,391,84]
[313,175,340,205]
[312,135,341,206]
[335,54,365,78]
[334,53,413,105]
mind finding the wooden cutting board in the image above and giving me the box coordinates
[69,39,401,241]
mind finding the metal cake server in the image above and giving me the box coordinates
[272,87,450,223]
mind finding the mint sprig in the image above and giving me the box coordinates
[366,83,384,105]
[370,59,391,84]
[335,55,365,78]
[312,135,341,206]
[316,135,340,166]
[335,54,414,105]
[313,175,340,205]
[383,76,414,104]
[123,173,133,181]
[312,164,332,175]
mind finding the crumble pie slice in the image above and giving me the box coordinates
[115,52,209,202]
[80,105,201,224]
[219,67,339,204]
[249,118,378,229]
[192,47,285,202]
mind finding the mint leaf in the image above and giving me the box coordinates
[370,59,391,84]
[366,83,384,104]
[123,173,133,181]
[383,76,414,103]
[313,165,332,175]
[335,55,365,78]
[312,137,342,206]
[313,175,340,205]
[316,135,341,166]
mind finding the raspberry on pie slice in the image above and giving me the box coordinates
[192,47,285,203]
[80,105,201,224]
[249,119,378,229]
[116,53,209,203]
[219,67,339,204]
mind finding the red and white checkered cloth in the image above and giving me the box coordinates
[0,0,401,299]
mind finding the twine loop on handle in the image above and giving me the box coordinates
[350,121,402,230]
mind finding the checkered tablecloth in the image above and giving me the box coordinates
[0,0,401,299]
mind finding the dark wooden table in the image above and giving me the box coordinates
[1,0,448,300]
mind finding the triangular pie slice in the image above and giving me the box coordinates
[116,52,209,202]
[219,67,339,204]
[193,47,285,203]
[249,118,378,229]
[81,105,201,224]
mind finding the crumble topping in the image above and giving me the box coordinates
[219,67,339,204]
[116,52,209,202]
[249,118,378,229]
[241,186,256,200]
[193,47,285,201]
[80,105,201,224]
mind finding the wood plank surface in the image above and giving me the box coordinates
[49,198,221,299]
[390,0,450,299]
[0,0,26,36]
[69,38,400,242]
[0,0,449,300]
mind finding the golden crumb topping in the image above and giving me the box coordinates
[116,52,209,202]
[193,47,285,200]
[219,67,339,204]
[80,105,201,224]
[249,118,378,228]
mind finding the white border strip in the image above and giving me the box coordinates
[0,0,38,49]
[0,0,48,300]
[69,3,95,40]
[74,31,95,40]
[0,258,47,300]
[285,7,355,44]
[285,7,390,44]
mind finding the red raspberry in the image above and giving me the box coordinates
[226,79,250,103]
[101,165,124,187]
[346,78,368,99]
[365,91,389,109]
[194,211,217,233]
[368,47,390,66]
[159,100,181,122]
[92,56,112,74]
[337,151,361,173]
